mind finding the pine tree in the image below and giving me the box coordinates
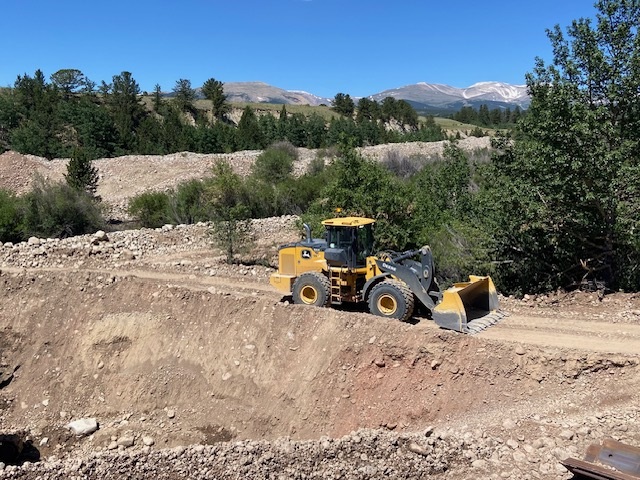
[201,78,229,121]
[65,148,99,196]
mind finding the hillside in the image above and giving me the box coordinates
[0,137,492,221]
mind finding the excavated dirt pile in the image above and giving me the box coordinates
[0,144,639,479]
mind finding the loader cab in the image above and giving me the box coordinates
[322,217,375,270]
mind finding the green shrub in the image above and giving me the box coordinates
[21,176,104,238]
[251,145,295,184]
[381,150,422,179]
[128,191,171,228]
[0,189,24,243]
[167,179,211,224]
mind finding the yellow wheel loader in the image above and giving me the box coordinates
[270,217,504,333]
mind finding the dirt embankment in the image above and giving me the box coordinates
[0,140,639,479]
[0,222,638,479]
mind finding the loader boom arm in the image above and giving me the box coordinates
[370,247,504,333]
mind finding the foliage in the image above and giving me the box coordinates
[201,78,230,120]
[167,179,212,224]
[128,191,171,228]
[59,95,118,159]
[0,189,24,243]
[21,176,104,238]
[50,69,89,97]
[206,160,254,263]
[106,71,145,152]
[310,145,413,250]
[153,84,163,112]
[1,68,453,159]
[236,106,264,150]
[172,78,196,114]
[332,93,355,117]
[452,105,523,128]
[251,142,296,184]
[410,144,492,283]
[10,70,64,159]
[380,150,422,179]
[65,147,99,195]
[469,126,486,137]
[482,0,640,292]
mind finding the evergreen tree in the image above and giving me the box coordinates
[306,113,327,148]
[65,147,99,195]
[60,95,118,159]
[258,114,279,145]
[107,71,145,152]
[236,106,264,150]
[201,78,229,120]
[277,105,289,139]
[11,70,64,159]
[356,97,380,123]
[286,113,307,147]
[332,93,355,117]
[172,78,196,114]
[153,84,163,112]
[50,69,87,98]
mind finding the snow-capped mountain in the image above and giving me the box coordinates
[370,81,529,113]
[462,82,528,103]
[193,81,530,112]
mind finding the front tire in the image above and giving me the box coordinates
[368,279,415,322]
[292,272,331,307]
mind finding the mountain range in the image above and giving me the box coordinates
[219,81,530,113]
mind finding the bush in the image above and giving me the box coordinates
[21,176,104,238]
[251,145,295,184]
[167,179,211,224]
[208,213,254,264]
[128,191,171,228]
[0,189,24,243]
[381,150,422,179]
[427,220,495,286]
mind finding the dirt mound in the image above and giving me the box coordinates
[0,137,491,221]
[0,245,639,479]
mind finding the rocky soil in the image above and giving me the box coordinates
[0,140,639,479]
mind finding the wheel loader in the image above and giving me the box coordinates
[269,216,504,333]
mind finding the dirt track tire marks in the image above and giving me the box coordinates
[0,266,280,298]
[478,314,640,354]
[3,266,640,355]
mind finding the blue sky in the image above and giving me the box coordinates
[3,1,599,98]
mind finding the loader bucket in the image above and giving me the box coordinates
[432,275,504,333]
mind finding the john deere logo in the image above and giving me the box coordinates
[301,250,311,259]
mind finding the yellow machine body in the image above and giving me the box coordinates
[270,217,503,333]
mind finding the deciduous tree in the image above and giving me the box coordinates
[484,0,640,292]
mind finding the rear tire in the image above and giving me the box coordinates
[368,279,415,322]
[292,272,331,307]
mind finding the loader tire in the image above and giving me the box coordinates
[368,279,415,322]
[292,272,331,307]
